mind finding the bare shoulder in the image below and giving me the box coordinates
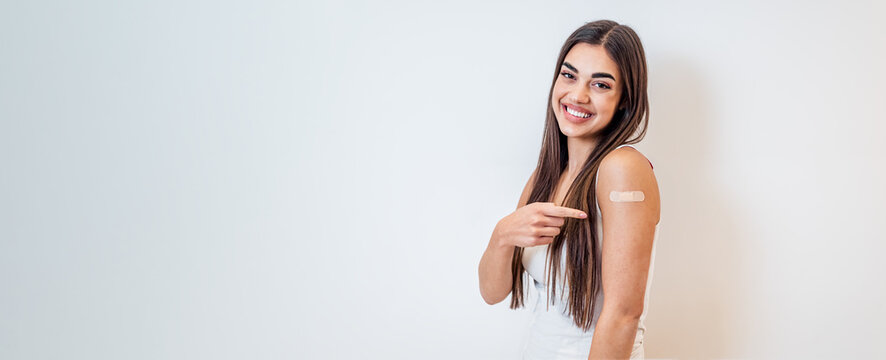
[599,146,656,178]
[596,146,660,224]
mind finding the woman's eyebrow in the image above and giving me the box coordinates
[562,62,616,81]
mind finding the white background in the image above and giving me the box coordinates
[2,0,885,359]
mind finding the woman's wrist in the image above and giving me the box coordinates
[490,222,512,251]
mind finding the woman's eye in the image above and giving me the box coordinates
[560,71,574,79]
[594,83,611,89]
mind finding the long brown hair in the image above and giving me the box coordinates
[508,20,650,331]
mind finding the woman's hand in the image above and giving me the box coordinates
[492,202,588,248]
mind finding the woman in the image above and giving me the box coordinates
[478,20,660,359]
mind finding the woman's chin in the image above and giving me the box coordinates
[560,128,604,142]
[557,123,589,138]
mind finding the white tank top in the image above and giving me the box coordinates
[520,144,660,359]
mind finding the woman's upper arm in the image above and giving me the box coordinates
[595,147,660,317]
[517,169,538,209]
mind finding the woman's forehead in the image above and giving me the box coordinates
[563,43,619,80]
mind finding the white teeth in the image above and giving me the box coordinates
[565,106,591,118]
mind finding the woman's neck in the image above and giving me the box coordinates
[565,135,598,175]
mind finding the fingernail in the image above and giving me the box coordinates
[580,213,587,218]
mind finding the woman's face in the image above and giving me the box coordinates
[551,43,623,141]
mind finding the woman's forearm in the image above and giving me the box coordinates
[478,224,515,305]
[587,311,640,359]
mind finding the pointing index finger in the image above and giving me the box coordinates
[543,205,587,219]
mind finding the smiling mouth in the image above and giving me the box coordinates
[562,104,594,119]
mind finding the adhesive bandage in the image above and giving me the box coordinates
[609,190,645,202]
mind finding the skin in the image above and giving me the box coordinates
[478,43,659,359]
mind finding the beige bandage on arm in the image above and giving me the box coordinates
[609,190,645,202]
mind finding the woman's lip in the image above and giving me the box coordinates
[561,104,595,123]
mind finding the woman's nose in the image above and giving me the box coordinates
[570,86,590,104]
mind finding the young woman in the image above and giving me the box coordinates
[478,20,660,359]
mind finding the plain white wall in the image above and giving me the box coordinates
[2,0,885,359]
